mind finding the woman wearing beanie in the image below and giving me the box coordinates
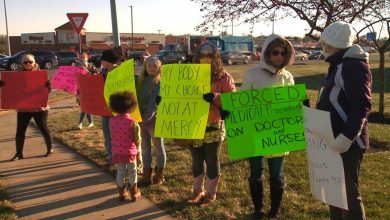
[100,49,120,167]
[241,34,295,219]
[318,21,371,220]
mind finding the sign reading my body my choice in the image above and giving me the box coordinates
[221,84,307,160]
[154,64,211,139]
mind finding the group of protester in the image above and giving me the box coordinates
[0,21,372,220]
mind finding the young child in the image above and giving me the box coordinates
[108,91,142,202]
[136,56,166,186]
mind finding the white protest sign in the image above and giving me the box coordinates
[303,106,348,210]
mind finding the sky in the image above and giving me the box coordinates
[0,0,310,37]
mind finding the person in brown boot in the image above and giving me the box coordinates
[187,174,205,204]
[129,183,141,202]
[200,175,220,207]
[152,166,165,184]
[140,167,152,186]
[117,184,129,202]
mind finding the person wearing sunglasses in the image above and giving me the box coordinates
[0,54,53,161]
[241,34,295,219]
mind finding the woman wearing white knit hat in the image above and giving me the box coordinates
[317,21,371,220]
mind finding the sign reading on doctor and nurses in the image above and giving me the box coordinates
[154,64,211,139]
[221,84,307,160]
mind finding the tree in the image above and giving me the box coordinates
[192,0,389,115]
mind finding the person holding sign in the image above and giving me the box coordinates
[0,54,53,160]
[317,21,371,220]
[108,91,142,202]
[186,42,236,206]
[241,34,295,219]
[136,56,166,186]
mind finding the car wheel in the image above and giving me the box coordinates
[44,61,53,70]
[9,62,20,70]
[177,58,184,64]
[227,59,233,65]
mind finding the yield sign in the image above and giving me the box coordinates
[66,13,88,34]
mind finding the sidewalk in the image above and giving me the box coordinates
[0,97,175,220]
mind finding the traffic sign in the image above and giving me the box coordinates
[66,13,88,34]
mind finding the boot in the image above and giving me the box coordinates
[117,184,128,202]
[130,183,141,202]
[200,175,220,207]
[269,186,284,219]
[187,174,205,204]
[249,178,265,218]
[152,166,165,185]
[12,139,24,161]
[140,167,152,186]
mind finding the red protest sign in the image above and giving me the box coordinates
[51,66,88,94]
[76,73,112,116]
[66,13,88,34]
[1,71,49,109]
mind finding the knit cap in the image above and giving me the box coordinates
[101,49,119,64]
[320,21,355,49]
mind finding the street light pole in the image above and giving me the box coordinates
[3,0,11,55]
[130,5,134,52]
[110,0,120,47]
[158,29,161,34]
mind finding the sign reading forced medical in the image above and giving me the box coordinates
[154,64,211,139]
[221,84,307,160]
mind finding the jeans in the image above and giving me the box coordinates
[101,116,112,164]
[140,117,166,170]
[16,111,52,154]
[79,112,92,124]
[116,162,137,187]
[329,145,366,220]
[248,156,285,188]
[189,142,221,179]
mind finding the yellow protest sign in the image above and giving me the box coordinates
[154,64,211,139]
[103,59,142,121]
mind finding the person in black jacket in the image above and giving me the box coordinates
[317,21,372,220]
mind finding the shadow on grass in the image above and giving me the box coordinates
[368,112,390,124]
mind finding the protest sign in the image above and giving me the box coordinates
[303,106,348,210]
[154,64,211,139]
[1,71,48,109]
[51,66,87,94]
[221,84,307,159]
[76,73,112,116]
[103,59,141,121]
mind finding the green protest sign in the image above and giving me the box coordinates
[154,64,211,139]
[103,59,142,121]
[221,84,307,160]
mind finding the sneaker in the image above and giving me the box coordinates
[78,123,83,130]
[45,148,54,157]
[11,153,23,161]
[87,122,94,128]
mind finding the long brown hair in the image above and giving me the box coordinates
[193,42,225,80]
[137,56,162,94]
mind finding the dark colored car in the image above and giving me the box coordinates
[56,51,78,66]
[308,50,325,60]
[0,54,9,59]
[220,51,249,65]
[89,54,102,68]
[156,50,186,64]
[0,50,58,70]
[128,51,150,66]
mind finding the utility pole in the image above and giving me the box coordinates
[231,19,234,35]
[158,29,161,34]
[130,5,134,52]
[3,0,11,55]
[110,0,120,47]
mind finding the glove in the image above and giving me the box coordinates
[302,99,310,107]
[327,134,352,153]
[203,92,215,103]
[155,95,161,105]
[45,80,52,92]
[220,109,230,120]
[0,80,4,87]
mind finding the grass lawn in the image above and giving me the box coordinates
[1,53,389,219]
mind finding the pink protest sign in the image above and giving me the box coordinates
[51,66,87,94]
[76,73,112,116]
[1,71,49,109]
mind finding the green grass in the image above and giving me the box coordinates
[2,52,389,219]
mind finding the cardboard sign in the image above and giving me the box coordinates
[51,66,87,94]
[103,59,141,121]
[66,13,88,34]
[154,64,211,139]
[76,73,112,116]
[303,106,348,210]
[221,84,307,160]
[1,71,48,109]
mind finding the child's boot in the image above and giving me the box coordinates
[152,166,165,184]
[130,183,141,202]
[187,174,205,204]
[117,184,128,202]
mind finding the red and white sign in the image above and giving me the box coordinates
[66,13,88,34]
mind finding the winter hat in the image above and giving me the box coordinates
[320,21,355,49]
[101,49,119,64]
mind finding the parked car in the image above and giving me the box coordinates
[89,54,102,68]
[156,50,186,64]
[308,50,325,60]
[220,51,249,65]
[0,54,9,59]
[0,50,58,70]
[128,51,150,66]
[295,51,308,61]
[55,51,78,66]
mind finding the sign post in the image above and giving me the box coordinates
[66,13,88,53]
